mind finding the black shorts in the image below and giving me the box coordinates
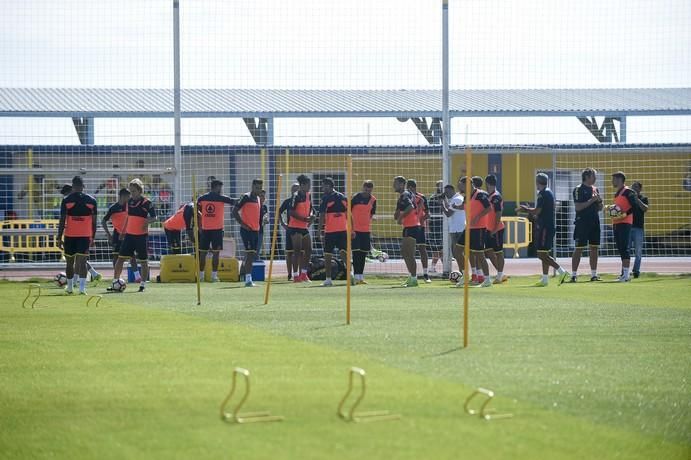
[613,223,631,260]
[200,229,223,251]
[324,231,348,253]
[574,220,601,248]
[535,226,555,252]
[240,227,259,252]
[119,234,149,261]
[112,230,122,254]
[352,231,371,253]
[287,227,309,239]
[484,228,504,252]
[469,228,485,252]
[416,227,427,246]
[402,226,424,245]
[165,228,182,254]
[63,236,90,257]
[284,229,293,252]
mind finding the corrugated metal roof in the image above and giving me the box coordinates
[0,87,689,118]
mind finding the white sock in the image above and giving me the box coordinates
[541,274,549,284]
[212,271,218,278]
[326,277,332,282]
[496,271,503,279]
[245,274,252,282]
[573,271,578,278]
[301,269,308,274]
[423,268,428,275]
[623,267,630,278]
[293,272,299,278]
[134,271,141,279]
[472,268,478,276]
[89,267,98,277]
[73,274,78,283]
[557,267,565,275]
[67,279,74,290]
[591,270,597,277]
[79,277,86,291]
[200,271,205,280]
[140,281,145,287]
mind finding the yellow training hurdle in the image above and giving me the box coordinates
[501,216,532,258]
[0,219,64,262]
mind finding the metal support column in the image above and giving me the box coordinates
[173,0,183,204]
[441,0,451,274]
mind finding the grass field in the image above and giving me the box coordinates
[1,274,690,459]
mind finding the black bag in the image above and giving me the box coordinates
[308,256,347,280]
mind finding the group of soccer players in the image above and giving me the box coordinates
[56,164,647,295]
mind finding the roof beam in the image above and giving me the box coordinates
[400,117,443,144]
[577,116,621,143]
[72,117,94,145]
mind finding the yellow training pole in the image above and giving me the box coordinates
[345,155,353,325]
[192,176,202,305]
[463,147,472,348]
[264,174,283,305]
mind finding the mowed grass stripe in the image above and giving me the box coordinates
[0,281,688,459]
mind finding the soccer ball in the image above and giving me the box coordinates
[608,204,623,218]
[111,278,127,292]
[449,271,462,284]
[54,272,68,287]
[377,252,389,263]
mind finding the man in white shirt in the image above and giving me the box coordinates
[441,184,466,275]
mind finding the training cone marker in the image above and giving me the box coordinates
[219,368,283,424]
[337,367,401,423]
[464,388,513,421]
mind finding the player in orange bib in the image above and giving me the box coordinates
[406,179,432,283]
[288,175,316,283]
[197,179,235,282]
[57,176,97,295]
[610,171,638,282]
[350,180,376,284]
[102,188,137,271]
[233,179,263,287]
[60,183,101,284]
[484,174,508,284]
[163,201,196,255]
[112,179,157,292]
[393,176,420,287]
[460,176,492,287]
[317,177,349,287]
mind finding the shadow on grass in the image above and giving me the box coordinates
[421,346,463,358]
[310,323,347,331]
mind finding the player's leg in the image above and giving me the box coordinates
[491,229,506,284]
[400,234,418,286]
[111,231,120,268]
[300,233,312,282]
[165,228,180,255]
[588,225,601,280]
[352,232,369,283]
[290,230,303,282]
[111,235,134,290]
[417,228,430,282]
[134,235,149,291]
[322,233,334,286]
[85,260,101,282]
[64,239,76,294]
[75,248,89,294]
[208,230,223,282]
[284,229,294,280]
[615,224,632,281]
[631,227,643,277]
[240,228,258,286]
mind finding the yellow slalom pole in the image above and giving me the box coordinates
[192,176,202,305]
[345,155,353,325]
[264,174,283,305]
[463,147,472,348]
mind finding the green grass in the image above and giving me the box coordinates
[1,274,690,459]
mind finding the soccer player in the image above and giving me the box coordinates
[406,179,431,283]
[60,183,102,283]
[232,179,263,287]
[460,176,492,287]
[484,175,507,284]
[393,176,420,287]
[102,187,138,273]
[520,173,568,286]
[197,179,235,282]
[629,181,649,278]
[279,183,300,280]
[610,172,639,282]
[351,180,377,284]
[316,177,348,287]
[257,189,269,260]
[441,183,466,283]
[57,176,97,295]
[288,175,316,283]
[570,168,603,282]
[428,180,445,273]
[112,179,157,292]
[163,201,196,255]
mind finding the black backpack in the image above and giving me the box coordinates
[308,256,347,280]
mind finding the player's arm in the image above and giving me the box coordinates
[288,195,310,223]
[317,198,327,236]
[278,201,289,228]
[57,199,67,249]
[441,196,454,217]
[101,208,113,241]
[91,200,98,240]
[222,195,236,206]
[624,190,638,215]
[573,187,599,212]
[421,196,430,224]
[371,198,376,218]
[490,197,502,234]
[232,197,250,230]
[146,202,157,224]
[634,194,649,212]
